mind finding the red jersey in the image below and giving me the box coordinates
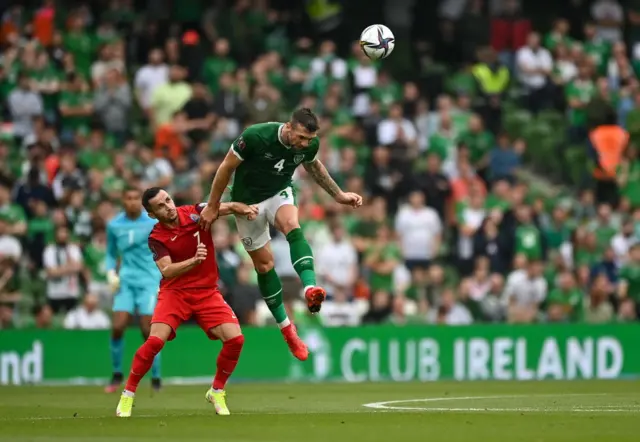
[148,204,219,291]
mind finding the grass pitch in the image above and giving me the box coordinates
[1,380,638,442]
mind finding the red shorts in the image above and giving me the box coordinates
[151,288,238,341]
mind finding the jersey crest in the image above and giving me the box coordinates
[237,136,246,150]
[190,213,200,223]
[294,154,305,164]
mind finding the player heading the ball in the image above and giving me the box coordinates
[198,109,363,361]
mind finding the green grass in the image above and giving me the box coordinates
[1,381,638,442]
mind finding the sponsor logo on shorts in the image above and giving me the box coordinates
[242,237,253,247]
[190,214,200,223]
[294,154,304,164]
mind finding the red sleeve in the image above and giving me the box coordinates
[148,237,170,261]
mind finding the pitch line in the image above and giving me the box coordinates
[362,393,640,413]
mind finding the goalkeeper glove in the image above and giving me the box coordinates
[107,270,120,294]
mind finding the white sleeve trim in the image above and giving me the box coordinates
[230,145,244,161]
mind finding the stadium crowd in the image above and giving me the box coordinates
[1,0,640,330]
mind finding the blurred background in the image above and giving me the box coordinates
[0,0,640,334]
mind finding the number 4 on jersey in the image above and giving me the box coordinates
[274,159,285,172]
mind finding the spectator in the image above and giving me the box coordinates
[150,65,191,127]
[361,290,392,324]
[618,243,640,319]
[43,225,83,314]
[51,150,85,201]
[394,190,442,271]
[83,228,109,307]
[63,293,110,330]
[8,71,44,141]
[584,273,615,323]
[611,219,635,266]
[502,259,547,323]
[0,214,21,307]
[0,180,27,237]
[32,304,56,329]
[364,225,402,296]
[59,73,93,140]
[91,43,125,87]
[546,270,584,322]
[320,287,361,327]
[489,133,523,182]
[516,32,553,113]
[134,48,168,115]
[316,222,358,299]
[590,0,623,43]
[427,287,473,325]
[93,68,132,140]
[456,190,486,275]
[180,80,215,145]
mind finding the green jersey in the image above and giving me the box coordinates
[515,224,542,259]
[84,243,107,282]
[230,123,320,204]
[620,263,640,301]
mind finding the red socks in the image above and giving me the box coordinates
[212,335,244,390]
[124,334,244,393]
[125,336,165,393]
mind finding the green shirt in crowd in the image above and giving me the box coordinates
[617,160,640,208]
[458,129,495,165]
[63,31,95,78]
[59,90,93,132]
[546,288,584,322]
[27,217,55,245]
[84,243,107,283]
[620,263,640,301]
[370,82,402,112]
[515,224,542,259]
[202,57,237,95]
[584,41,609,75]
[566,79,595,127]
[0,203,26,227]
[365,242,402,293]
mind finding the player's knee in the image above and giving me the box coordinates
[252,255,274,273]
[280,218,300,235]
[145,335,165,355]
[111,327,125,340]
[224,334,244,357]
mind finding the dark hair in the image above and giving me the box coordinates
[142,187,163,212]
[291,108,319,132]
[122,186,141,196]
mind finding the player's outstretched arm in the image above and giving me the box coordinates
[206,150,242,208]
[303,159,363,208]
[219,202,259,219]
[200,149,244,231]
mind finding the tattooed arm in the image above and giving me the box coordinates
[303,159,341,198]
[303,160,363,208]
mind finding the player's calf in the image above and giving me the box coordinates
[116,328,168,417]
[107,319,128,394]
[207,329,245,416]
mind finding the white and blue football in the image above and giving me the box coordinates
[360,24,395,60]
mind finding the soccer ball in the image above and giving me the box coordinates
[359,24,395,60]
